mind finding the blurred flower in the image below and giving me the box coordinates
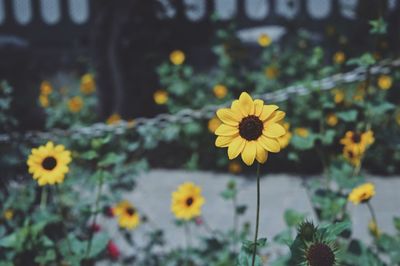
[39,94,50,108]
[90,223,101,233]
[114,200,140,230]
[377,75,392,90]
[103,206,115,218]
[27,141,71,186]
[297,221,317,242]
[195,217,204,226]
[80,73,96,95]
[332,89,344,104]
[264,66,279,79]
[368,220,381,238]
[333,51,346,64]
[340,130,374,155]
[171,182,205,220]
[106,113,121,125]
[107,240,120,260]
[343,146,362,167]
[348,183,375,205]
[40,81,53,96]
[213,84,228,99]
[214,92,286,166]
[208,116,221,133]
[353,83,366,101]
[257,33,272,47]
[294,127,309,138]
[67,96,84,113]
[153,90,168,105]
[326,113,338,127]
[169,50,185,65]
[3,209,13,220]
[228,161,242,174]
[127,119,136,128]
[304,241,338,266]
[277,122,291,149]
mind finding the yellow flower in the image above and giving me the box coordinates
[228,161,242,174]
[340,130,374,155]
[265,66,279,79]
[67,96,84,113]
[332,89,345,104]
[114,201,140,230]
[40,81,53,95]
[214,92,286,166]
[277,122,291,149]
[213,84,228,99]
[127,119,136,128]
[326,113,338,127]
[343,146,362,167]
[171,182,205,220]
[333,51,346,64]
[170,50,185,65]
[294,127,309,138]
[348,183,375,205]
[3,209,13,220]
[208,116,222,133]
[39,94,50,108]
[153,90,168,105]
[258,33,272,47]
[377,75,392,90]
[353,83,366,101]
[368,220,381,238]
[80,74,96,94]
[27,142,72,186]
[106,113,121,125]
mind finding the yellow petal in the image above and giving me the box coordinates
[259,105,279,121]
[267,110,286,123]
[215,135,236,147]
[215,124,238,136]
[263,123,286,138]
[259,135,281,153]
[238,92,254,116]
[255,142,268,163]
[241,141,257,166]
[228,137,246,159]
[253,99,264,116]
[216,108,241,126]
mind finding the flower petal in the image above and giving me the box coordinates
[267,110,286,123]
[253,99,264,116]
[215,124,239,136]
[228,137,246,160]
[259,105,279,121]
[215,135,236,147]
[216,108,241,126]
[263,123,286,138]
[255,142,268,163]
[241,141,257,166]
[238,92,254,116]
[259,135,281,153]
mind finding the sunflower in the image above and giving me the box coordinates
[294,127,309,138]
[214,92,286,166]
[228,161,242,174]
[153,90,168,105]
[348,183,375,205]
[39,94,50,108]
[40,81,53,95]
[377,75,392,90]
[258,33,272,47]
[114,200,140,230]
[169,50,185,65]
[208,116,222,133]
[80,74,96,94]
[303,241,339,266]
[171,182,205,220]
[213,84,228,99]
[342,146,362,167]
[368,219,381,238]
[3,209,13,220]
[326,113,338,127]
[340,130,374,155]
[277,122,291,149]
[27,142,72,186]
[333,51,346,64]
[67,96,84,113]
[106,113,121,125]
[265,66,279,79]
[332,89,344,104]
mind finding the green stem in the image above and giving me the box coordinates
[55,185,73,255]
[367,201,378,230]
[184,222,191,266]
[85,172,104,258]
[40,186,47,210]
[251,163,261,266]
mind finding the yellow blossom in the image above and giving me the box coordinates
[213,84,228,99]
[368,220,381,238]
[80,74,96,94]
[228,161,242,174]
[39,94,49,108]
[258,34,272,47]
[3,209,13,220]
[153,90,168,105]
[348,183,375,205]
[40,81,53,95]
[107,113,121,125]
[326,113,338,127]
[277,122,291,149]
[294,127,309,138]
[333,51,346,64]
[265,66,279,79]
[377,75,392,90]
[208,117,222,133]
[67,96,84,113]
[332,89,345,104]
[170,50,185,65]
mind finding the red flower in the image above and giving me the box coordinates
[90,223,101,233]
[103,206,115,217]
[107,240,120,260]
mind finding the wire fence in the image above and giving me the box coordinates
[1,57,399,143]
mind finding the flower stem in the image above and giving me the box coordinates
[55,185,73,255]
[184,222,191,266]
[40,186,47,210]
[251,163,261,266]
[367,201,378,231]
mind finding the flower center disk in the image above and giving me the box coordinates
[42,156,57,170]
[352,133,361,143]
[239,115,263,141]
[186,197,194,206]
[126,207,136,216]
[306,243,335,266]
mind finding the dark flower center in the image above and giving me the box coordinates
[348,151,354,158]
[352,133,361,143]
[186,197,194,206]
[42,156,57,170]
[239,115,263,141]
[306,243,335,266]
[126,207,136,216]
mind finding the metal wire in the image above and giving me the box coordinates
[1,57,399,143]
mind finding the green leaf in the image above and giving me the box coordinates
[87,233,109,258]
[394,217,400,232]
[336,110,358,122]
[369,18,387,34]
[236,205,247,215]
[284,209,306,227]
